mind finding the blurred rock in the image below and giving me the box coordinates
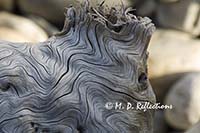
[153,111,167,133]
[150,73,189,103]
[135,0,156,16]
[157,0,200,37]
[29,15,59,36]
[18,0,69,26]
[164,73,200,130]
[186,121,200,133]
[148,29,200,78]
[17,0,132,26]
[0,0,13,11]
[0,12,48,43]
[159,0,180,3]
[148,29,200,102]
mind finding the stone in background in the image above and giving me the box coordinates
[186,121,200,133]
[0,12,48,43]
[157,0,200,37]
[148,29,200,102]
[164,73,200,130]
[17,0,132,26]
[28,15,59,36]
[133,0,156,16]
[0,0,13,11]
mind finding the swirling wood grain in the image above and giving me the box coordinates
[0,2,156,133]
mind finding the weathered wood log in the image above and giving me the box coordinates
[0,2,155,133]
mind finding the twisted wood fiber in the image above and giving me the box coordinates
[0,2,156,133]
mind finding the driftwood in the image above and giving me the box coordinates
[0,1,155,133]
